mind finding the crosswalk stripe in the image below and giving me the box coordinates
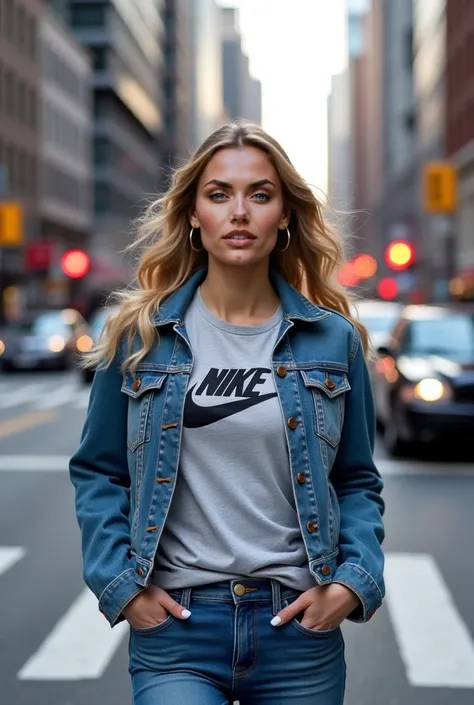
[385,552,474,687]
[0,545,472,686]
[0,456,71,471]
[18,587,129,681]
[0,547,26,575]
[0,383,48,409]
[32,383,81,410]
[377,459,474,477]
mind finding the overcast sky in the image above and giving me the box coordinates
[217,0,347,194]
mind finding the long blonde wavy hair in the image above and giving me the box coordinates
[87,120,368,372]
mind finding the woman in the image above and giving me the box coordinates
[69,121,385,705]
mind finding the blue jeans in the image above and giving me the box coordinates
[128,578,346,704]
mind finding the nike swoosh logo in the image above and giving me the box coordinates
[184,384,277,428]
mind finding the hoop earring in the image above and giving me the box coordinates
[279,227,291,252]
[189,227,203,252]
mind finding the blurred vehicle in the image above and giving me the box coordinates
[0,309,92,372]
[81,305,119,384]
[372,304,474,456]
[352,299,403,349]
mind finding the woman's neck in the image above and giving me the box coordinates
[199,262,280,326]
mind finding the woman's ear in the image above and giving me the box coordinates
[188,210,200,229]
[278,211,290,230]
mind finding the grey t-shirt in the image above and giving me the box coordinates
[152,288,313,591]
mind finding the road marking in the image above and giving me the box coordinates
[1,454,474,477]
[0,411,57,439]
[18,587,129,680]
[0,547,26,576]
[33,383,82,410]
[385,552,474,687]
[0,455,71,471]
[377,459,474,476]
[0,383,48,409]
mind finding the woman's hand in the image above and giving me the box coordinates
[122,585,191,629]
[271,584,361,631]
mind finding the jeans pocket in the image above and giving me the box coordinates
[282,597,340,639]
[131,590,183,636]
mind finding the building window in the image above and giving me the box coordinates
[5,69,14,117]
[94,137,108,165]
[18,78,25,123]
[28,86,36,128]
[90,46,107,70]
[16,4,25,52]
[18,149,26,194]
[94,183,109,213]
[27,154,36,196]
[4,0,14,41]
[27,14,36,60]
[70,3,105,28]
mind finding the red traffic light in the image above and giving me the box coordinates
[385,240,415,271]
[377,277,398,300]
[61,249,90,278]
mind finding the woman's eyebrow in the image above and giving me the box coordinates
[203,178,276,189]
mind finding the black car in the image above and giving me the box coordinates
[372,304,474,456]
[0,309,92,372]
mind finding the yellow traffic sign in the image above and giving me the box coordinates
[423,162,457,213]
[0,202,23,246]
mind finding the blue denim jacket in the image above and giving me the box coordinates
[69,268,385,627]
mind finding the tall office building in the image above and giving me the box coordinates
[63,0,165,287]
[220,7,261,124]
[0,0,43,320]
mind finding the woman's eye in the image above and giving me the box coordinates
[253,192,270,202]
[209,192,227,201]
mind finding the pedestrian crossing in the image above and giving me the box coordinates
[0,379,91,411]
[1,546,474,688]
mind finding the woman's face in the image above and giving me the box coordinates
[190,146,289,268]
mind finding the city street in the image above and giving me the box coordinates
[1,370,474,705]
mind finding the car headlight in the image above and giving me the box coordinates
[414,378,452,402]
[48,335,65,353]
[76,335,93,353]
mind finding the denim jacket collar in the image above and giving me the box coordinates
[152,268,331,327]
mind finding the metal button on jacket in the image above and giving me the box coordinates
[321,565,332,576]
[233,583,246,596]
[276,366,287,378]
[325,378,336,390]
[287,417,298,430]
[297,472,306,484]
[133,378,141,391]
[306,520,318,533]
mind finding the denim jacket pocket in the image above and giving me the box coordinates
[301,369,351,448]
[121,372,167,451]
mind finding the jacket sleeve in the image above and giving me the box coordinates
[330,328,385,623]
[69,352,143,627]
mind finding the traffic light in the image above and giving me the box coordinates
[385,240,415,271]
[61,249,90,278]
[377,277,398,300]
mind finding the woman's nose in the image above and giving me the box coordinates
[231,195,249,222]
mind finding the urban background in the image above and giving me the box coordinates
[1,3,474,705]
[0,0,262,323]
[328,0,474,305]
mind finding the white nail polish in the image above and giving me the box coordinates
[271,616,282,626]
[181,609,191,619]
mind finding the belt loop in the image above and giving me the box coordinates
[181,587,192,610]
[271,579,281,614]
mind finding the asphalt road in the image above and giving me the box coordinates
[1,370,474,705]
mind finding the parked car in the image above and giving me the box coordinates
[352,299,403,350]
[81,305,119,384]
[371,304,474,456]
[0,309,92,372]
